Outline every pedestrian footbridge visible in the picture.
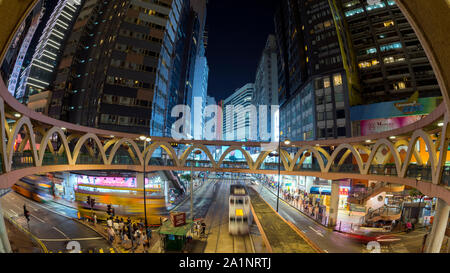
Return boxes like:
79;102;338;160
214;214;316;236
0;0;449;254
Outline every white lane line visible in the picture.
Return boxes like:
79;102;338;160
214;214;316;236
309;226;325;237
31;214;45;223
9;209;18;217
40;237;104;242
53;227;70;239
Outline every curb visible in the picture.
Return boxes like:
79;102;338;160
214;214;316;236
251;187;323;253
4;216;48;253
72;219;122;253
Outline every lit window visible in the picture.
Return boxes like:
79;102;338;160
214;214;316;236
333;74;343;86
324;78;331;88
384;20;395;27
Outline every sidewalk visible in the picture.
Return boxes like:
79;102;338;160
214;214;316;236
4;217;42;253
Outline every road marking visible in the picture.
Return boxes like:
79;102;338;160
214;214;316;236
39;237;104;242
53;227;70;239
9;209;18;217
309;226;324;237
31;214;45;223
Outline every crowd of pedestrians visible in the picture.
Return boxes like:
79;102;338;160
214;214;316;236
103;216;151;252
261;180;328;225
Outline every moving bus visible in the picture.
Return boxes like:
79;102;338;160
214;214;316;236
12;175;54;203
229;184;251;235
74;184;166;226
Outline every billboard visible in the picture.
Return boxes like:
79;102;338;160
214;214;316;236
350;96;442;121
360;116;422;136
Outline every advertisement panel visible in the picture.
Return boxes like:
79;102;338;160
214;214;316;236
360;116;422;136
350;96;442;121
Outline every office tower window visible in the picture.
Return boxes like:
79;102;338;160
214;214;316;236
333;74;343;86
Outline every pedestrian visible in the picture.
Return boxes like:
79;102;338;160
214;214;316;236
119;218;125;241
107;217;113;228
200;222;206;237
113;218;120;234
93;214;97;227
406;221;412;233
142;232;149;253
107;227;115;244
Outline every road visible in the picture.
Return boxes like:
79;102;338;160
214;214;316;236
252;183;364;253
1;191;113;253
202;179;254;253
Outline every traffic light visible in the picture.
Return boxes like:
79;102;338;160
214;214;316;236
90;198;96;208
111;208;115;217
107;204;112;215
87;196;91;205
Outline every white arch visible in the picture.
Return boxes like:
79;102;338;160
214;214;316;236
72;134;108;165
107;138;143;166
37;127;72;166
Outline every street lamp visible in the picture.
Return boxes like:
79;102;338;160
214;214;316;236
190;149;202;221
140;136;151;233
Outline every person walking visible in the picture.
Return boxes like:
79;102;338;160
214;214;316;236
113;218;120;235
93;214;97;227
107;217;113;228
119;218;125;241
107;226;115;244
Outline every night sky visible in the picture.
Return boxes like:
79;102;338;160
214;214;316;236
206;0;277;102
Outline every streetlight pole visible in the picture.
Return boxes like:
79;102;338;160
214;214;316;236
140;136;151;233
276;135;281;213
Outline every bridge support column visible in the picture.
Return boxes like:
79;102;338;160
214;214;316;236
0;201;12;253
328;181;340;228
425;198;450;253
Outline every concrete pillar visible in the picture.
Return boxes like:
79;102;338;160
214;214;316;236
136;173;144;189
425;198;450;253
0;202;12;253
328;181;340;227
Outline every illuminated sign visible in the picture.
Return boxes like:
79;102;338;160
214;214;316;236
235;209;244;217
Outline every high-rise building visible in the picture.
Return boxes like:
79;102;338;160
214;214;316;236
47;0;206;136
191;48;209;140
275;0;353;141
333;0;440;103
252;34;279;142
329;0;441;136
15;0;84;103
2;0;44;99
222;83;255;141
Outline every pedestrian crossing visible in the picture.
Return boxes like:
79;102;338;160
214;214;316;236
48;247;117;253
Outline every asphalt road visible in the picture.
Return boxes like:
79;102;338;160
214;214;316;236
252;183;364;253
1;191;112;253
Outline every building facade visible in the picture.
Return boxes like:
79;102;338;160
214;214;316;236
45;0;206;136
222;83;255;141
252;34;279;142
275;0;352;141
